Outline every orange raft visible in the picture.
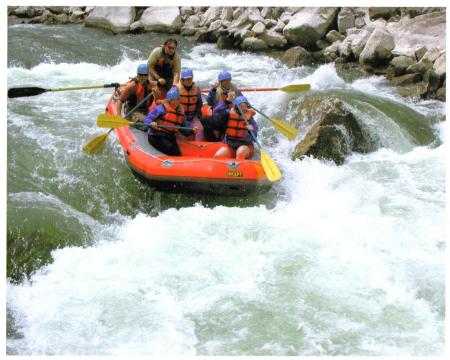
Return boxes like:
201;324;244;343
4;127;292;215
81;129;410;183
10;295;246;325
105;91;273;195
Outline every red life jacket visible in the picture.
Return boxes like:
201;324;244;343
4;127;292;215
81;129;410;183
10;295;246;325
226;108;256;141
178;83;198;115
157;102;185;134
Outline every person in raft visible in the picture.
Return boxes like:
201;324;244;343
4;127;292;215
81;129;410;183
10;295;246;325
114;64;159;122
206;70;242;109
202;71;243;141
177;68;204;141
144;87;197;156
147;38;181;100
213;95;258;160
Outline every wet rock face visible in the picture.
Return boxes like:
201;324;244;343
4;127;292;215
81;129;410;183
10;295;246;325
291;96;375;165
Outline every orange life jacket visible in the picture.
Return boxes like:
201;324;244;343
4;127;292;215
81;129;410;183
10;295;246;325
226;108;256;141
120;79;153;111
178;84;198;115
157;102;185;134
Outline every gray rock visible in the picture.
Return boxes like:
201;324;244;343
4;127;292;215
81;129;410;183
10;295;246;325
241;37;268;51
251;22;266;35
316;39;330;50
140;7;182;33
281;46;313;67
339;35;357;60
423;69;442;93
180;7;194;17
350;29;371;59
421;47;442;63
414;45;428;61
46;6;70;14
326;30;345;43
130;20;145;33
273;19;285;33
406;58;433;75
14;6;45;17
264;19;277;28
390;73;422;86
292;96;374;165
386;11;446;56
359;27;395;66
368;7;399;20
396;81;429;98
283;7;339;48
338;8;355;34
436;85;446;101
217;35;235;49
221;7;234;22
259;30;287;48
248;8;265;23
183;14;201;28
85;6;135;34
433;53;446;77
199;6;222;27
323;41;341;62
261;7;272;19
232;7;244;20
388;55;416;76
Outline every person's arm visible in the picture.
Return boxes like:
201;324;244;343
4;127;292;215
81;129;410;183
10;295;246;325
172;53;181;86
206;88;217;107
144;104;165;132
115;83;135;115
195;88;203;118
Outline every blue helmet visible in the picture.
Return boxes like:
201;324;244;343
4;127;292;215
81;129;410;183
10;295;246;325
137;64;148;75
181;68;193;79
167;87;180;101
218;71;232;82
233;96;249;108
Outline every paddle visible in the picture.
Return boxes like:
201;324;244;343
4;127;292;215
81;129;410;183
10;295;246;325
8;83;122;98
97;114;193;131
250;106;298;141
199;83;310;93
82;92;154;154
236;106;282;182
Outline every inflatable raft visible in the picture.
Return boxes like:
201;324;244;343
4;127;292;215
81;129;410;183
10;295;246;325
105;91;273;195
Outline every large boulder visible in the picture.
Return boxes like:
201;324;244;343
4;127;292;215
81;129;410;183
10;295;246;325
337;8;355;34
433;53;446;78
359;27;394;66
283;7;339;48
292;96;374;165
258;29;287;48
241;37;268;51
85;7;135;33
281;46;313;67
140;7;182;33
386;11;446;54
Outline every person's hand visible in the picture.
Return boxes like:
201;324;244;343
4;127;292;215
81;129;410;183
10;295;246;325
246;124;254;131
150;122;159;130
227;91;236;102
192;127;198;134
212;80;219;89
157;78;166;86
152;87;161;97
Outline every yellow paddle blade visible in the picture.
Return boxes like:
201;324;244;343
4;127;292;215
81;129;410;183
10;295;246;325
279;83;311;92
97;113;133;128
268;118;298;140
260;149;282;182
82;132;110;154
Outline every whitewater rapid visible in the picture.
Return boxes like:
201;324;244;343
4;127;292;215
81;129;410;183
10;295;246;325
7;43;446;356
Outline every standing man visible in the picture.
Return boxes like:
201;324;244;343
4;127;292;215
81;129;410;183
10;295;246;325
147;38;181;100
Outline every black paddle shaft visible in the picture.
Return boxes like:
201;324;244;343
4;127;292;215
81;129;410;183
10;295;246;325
7;83;121;98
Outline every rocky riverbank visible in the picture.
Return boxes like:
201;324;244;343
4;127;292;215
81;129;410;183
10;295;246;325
8;6;446;101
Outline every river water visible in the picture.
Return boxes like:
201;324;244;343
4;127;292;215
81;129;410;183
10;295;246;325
6;24;446;356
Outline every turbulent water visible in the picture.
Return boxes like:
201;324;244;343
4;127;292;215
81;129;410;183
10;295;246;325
6;24;446;356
